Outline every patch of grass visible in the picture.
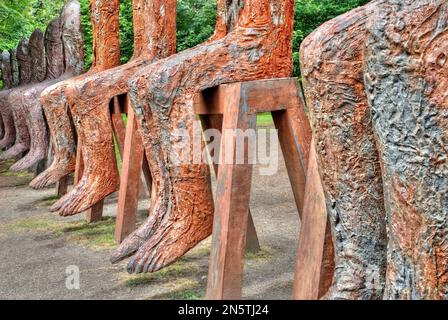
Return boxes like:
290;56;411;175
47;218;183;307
123;261;203;287
62;217;116;249
35;195;61;207
0;169;33;178
113;135;123;172
0;159;15;172
181;238;211;262
2;215;117;250
155;289;203;300
2;215;66;233
150;279;203;300
245;246;275;261
257;113;274;127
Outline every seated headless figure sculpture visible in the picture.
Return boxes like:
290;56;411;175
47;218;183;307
299;0;388;300
30;0;119;190
364;0;448;300
9;16;66;171
301;0;448;300
12;0;87;172
44;0;177;216
0;37;36;161
111;0;295;273
5;0;85;165
2;30;47;162
0;51;16;149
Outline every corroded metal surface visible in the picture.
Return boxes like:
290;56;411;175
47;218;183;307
300;1;388;299
301;0;448;300
111;0;295;274
365;0;448;300
29;0;86;189
48;0;177;216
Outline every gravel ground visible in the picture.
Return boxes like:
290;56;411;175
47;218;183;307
0;143;301;300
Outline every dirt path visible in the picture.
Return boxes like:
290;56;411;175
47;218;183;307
0;141;301;300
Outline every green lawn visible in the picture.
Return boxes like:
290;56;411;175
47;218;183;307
257;113;274;127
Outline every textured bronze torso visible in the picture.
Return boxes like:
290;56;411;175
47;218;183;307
301;0;448;299
300;0;388;300
365;0;448;300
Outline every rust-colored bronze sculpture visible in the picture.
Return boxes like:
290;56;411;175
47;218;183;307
364;0;448;300
49;0;177;216
9;17;66;171
0;50;16;149
111;0;295;274
301;0;448;300
30;0;118;190
300;0;387;300
0;37;35;161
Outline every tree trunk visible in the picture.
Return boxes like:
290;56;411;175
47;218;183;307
10;17;66;172
111;0;295;274
365;0;448;300
299;1;388;299
48;0;177;216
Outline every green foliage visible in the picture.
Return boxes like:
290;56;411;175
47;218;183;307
1;0;371;80
292;0;370;76
0;0;65;49
176;0;216;52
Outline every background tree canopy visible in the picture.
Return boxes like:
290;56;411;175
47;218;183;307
0;0;370;87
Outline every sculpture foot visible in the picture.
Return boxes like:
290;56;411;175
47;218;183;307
10;143;46;171
0;143;28;161
111;171;214;273
50;169;119;216
0;136;15;150
29;159;75;189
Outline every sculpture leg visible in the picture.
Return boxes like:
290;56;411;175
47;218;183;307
299;1;387;299
29;84;76;189
46;61;146;215
0;92;16;149
50;92;119;216
365;0;448;299
0;89;31;160
111;23;293;272
10;86;49;171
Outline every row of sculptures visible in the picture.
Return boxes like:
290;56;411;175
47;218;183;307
0;0;447;300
